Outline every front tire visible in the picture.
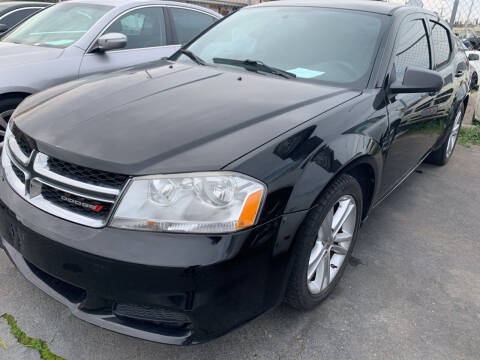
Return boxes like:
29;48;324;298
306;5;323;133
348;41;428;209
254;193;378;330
285;174;363;310
426;103;464;166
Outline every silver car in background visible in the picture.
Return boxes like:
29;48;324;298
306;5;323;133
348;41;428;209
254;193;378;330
0;0;221;149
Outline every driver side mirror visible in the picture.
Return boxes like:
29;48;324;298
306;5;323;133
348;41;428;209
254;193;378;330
389;67;443;94
0;24;8;34
468;53;479;61
91;33;127;53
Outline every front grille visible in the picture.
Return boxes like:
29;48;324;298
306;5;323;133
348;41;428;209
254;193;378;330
113;303;191;328
4;131;128;227
47;157;128;188
16;136;33;157
41;186;112;220
11;127;34;157
12;164;25;184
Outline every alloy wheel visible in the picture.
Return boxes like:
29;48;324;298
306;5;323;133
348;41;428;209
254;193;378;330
0;109;14;152
307;195;357;295
446;109;462;159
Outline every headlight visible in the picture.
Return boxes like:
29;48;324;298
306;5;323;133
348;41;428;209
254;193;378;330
110;172;266;233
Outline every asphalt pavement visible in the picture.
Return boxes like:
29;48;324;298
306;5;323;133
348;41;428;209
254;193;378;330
1;145;479;360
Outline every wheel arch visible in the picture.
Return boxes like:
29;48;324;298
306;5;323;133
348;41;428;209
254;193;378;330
343;159;377;220
314;154;379;221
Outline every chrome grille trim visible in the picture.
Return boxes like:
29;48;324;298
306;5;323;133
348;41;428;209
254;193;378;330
2;143;27;196
34;153;120;197
7;135;32;166
28;184;107;228
2;133;128;228
32;177;116;204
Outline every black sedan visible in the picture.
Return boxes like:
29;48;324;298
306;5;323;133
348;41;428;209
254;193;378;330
0;0;469;345
0;1;50;33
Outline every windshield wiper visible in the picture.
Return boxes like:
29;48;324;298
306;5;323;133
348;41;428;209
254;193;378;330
213;58;296;79
179;49;206;66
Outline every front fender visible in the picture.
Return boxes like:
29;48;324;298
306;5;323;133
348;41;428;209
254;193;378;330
283;133;383;214
0;49;83;100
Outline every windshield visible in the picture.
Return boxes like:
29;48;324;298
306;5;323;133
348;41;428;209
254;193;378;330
181;7;385;87
2;3;111;48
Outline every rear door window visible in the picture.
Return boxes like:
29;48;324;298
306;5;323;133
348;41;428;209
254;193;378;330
170;7;217;45
430;21;451;68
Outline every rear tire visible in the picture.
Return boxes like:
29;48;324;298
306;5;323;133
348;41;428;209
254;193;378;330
425;103;464;166
0;96;25;151
285;174;363;310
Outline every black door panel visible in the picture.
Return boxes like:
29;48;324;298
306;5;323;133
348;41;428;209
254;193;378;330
381;16;441;196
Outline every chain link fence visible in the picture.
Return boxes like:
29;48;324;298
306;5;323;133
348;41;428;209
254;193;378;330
386;0;480;48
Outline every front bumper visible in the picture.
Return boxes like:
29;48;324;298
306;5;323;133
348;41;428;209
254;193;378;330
0;174;306;344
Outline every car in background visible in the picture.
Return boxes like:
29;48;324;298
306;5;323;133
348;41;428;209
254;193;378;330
460;31;480;50
0;1;51;34
466;50;480;89
455;36;477;89
0;0;221;150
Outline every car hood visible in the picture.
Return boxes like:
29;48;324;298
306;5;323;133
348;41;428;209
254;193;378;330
0;42;63;68
13;61;361;175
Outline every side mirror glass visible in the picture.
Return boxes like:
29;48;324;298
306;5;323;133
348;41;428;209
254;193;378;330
389;67;443;94
92;33;127;53
468;53;479;61
0;24;9;34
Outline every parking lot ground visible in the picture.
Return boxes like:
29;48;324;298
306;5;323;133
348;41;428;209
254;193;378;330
0;145;479;360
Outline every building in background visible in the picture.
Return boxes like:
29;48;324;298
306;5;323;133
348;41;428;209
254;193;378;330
183;0;266;15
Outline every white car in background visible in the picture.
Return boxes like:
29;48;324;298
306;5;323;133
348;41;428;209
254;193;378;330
466;50;480;89
454;37;478;90
466;50;480;123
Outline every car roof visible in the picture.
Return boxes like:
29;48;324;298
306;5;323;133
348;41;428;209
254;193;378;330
0;1;52;6
67;0;147;5
251;0;415;16
68;0;201;7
